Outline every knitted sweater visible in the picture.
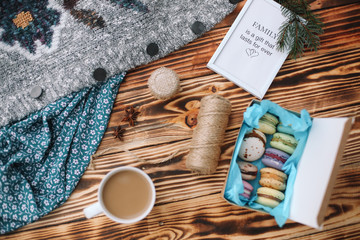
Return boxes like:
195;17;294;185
0;0;238;127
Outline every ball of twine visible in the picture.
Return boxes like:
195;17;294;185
148;67;180;100
186;94;232;174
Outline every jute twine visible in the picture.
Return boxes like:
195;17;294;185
89;94;231;175
186;94;232;174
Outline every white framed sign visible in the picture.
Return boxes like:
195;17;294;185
207;0;290;99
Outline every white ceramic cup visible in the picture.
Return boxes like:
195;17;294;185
83;166;156;224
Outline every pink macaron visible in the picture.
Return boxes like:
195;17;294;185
240;180;254;200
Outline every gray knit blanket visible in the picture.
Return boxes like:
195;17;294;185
0;0;237;127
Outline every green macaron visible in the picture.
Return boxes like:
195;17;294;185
270;132;298;155
257;113;279;134
256;187;285;208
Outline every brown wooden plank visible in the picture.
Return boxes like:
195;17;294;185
5;43;360;239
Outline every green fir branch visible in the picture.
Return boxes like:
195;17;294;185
275;0;324;59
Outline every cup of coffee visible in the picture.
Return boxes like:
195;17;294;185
83;166;156;224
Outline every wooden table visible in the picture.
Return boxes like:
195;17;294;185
4;0;360;239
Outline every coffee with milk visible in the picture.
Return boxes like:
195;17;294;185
101;170;153;219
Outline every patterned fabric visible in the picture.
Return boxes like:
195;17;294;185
0;72;125;234
0;0;237;127
110;0;149;13
68;9;105;29
0;0;61;54
63;0;149;29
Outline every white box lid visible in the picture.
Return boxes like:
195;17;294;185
289;117;353;229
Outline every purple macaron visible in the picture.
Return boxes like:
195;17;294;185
261;148;290;171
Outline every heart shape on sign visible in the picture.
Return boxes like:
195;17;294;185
246;48;259;58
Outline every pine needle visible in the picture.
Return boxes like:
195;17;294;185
275;0;324;59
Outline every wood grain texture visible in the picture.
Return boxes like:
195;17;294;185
3;0;360;239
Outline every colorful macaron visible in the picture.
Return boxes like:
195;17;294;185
237;161;258;180
270;132;298;155
261;148;290;171
238;129;266;161
240;180;254;200
259;167;288;191
257;113;279;135
256;187;285;208
277;123;294;135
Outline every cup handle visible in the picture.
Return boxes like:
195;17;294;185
83;202;103;219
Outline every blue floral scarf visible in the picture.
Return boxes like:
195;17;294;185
0;72;125;234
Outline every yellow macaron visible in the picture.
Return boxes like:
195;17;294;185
259;167;288;191
256;187;285;208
